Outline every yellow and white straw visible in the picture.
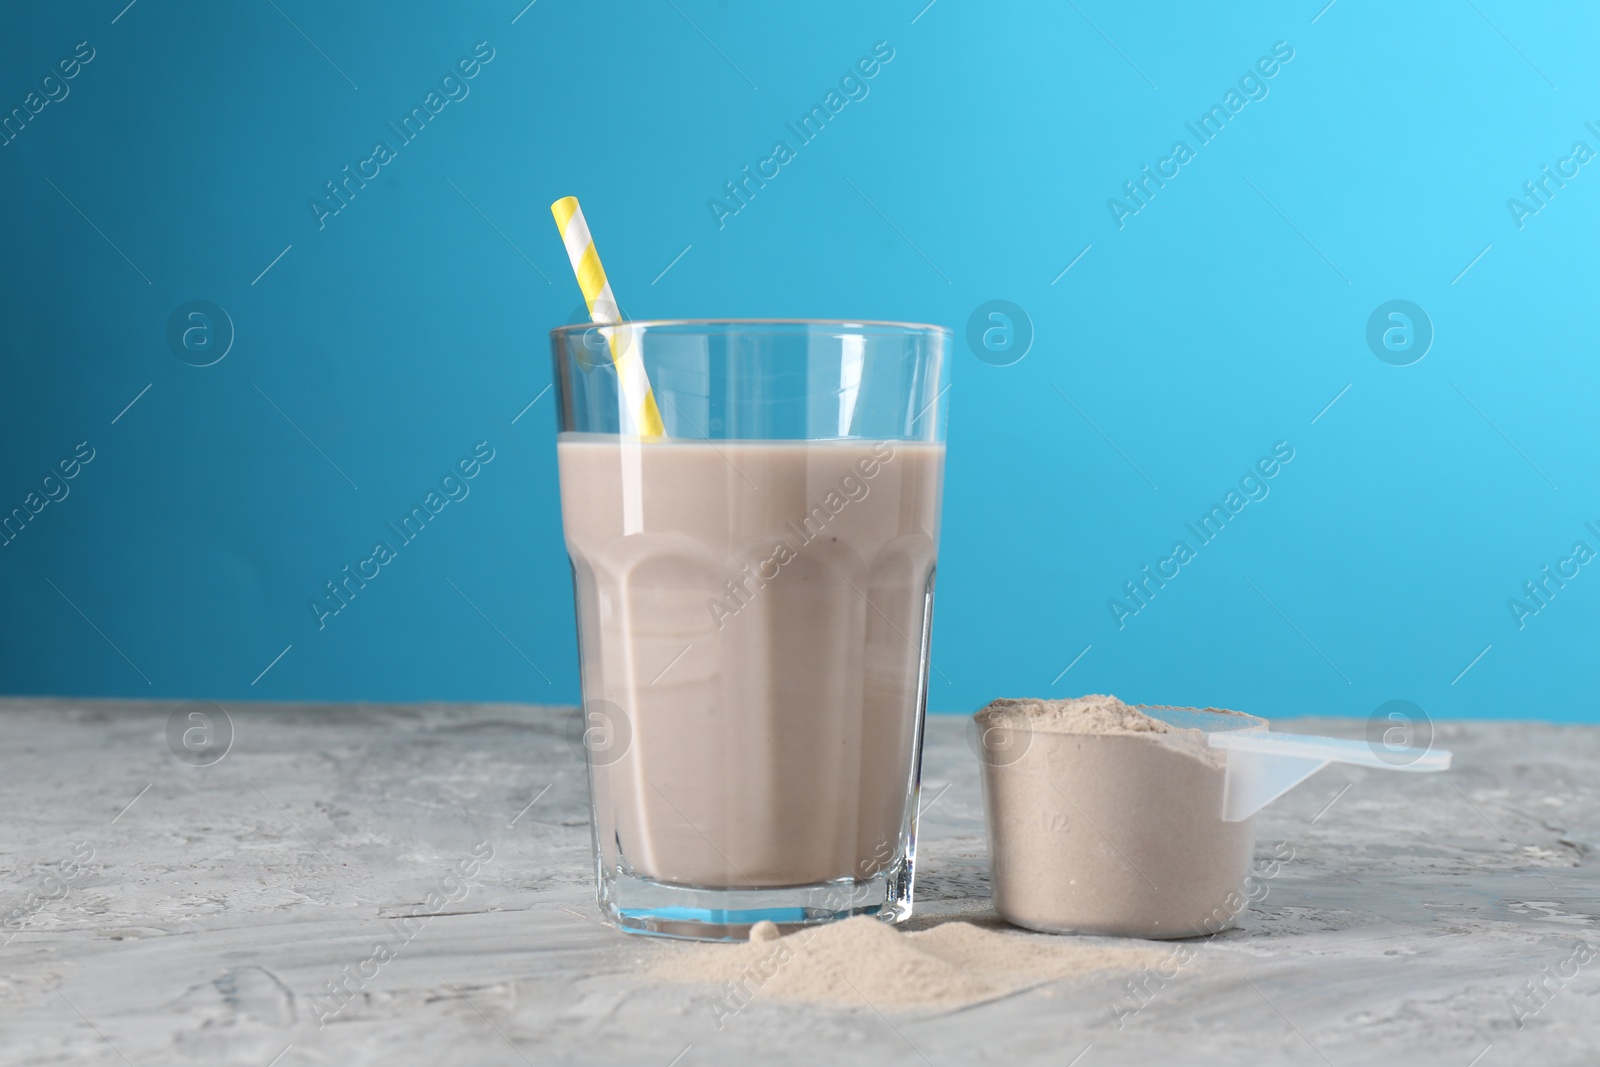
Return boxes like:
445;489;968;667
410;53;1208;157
550;196;666;438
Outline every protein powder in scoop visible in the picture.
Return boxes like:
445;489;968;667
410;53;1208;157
974;695;1259;939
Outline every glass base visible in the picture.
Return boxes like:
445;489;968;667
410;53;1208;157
599;857;915;941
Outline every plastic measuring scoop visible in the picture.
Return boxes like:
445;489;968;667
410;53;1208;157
1142;706;1452;822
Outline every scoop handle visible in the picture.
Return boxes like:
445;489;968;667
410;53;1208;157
1208;731;1451;822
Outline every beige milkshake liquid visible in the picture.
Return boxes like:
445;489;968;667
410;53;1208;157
557;435;944;889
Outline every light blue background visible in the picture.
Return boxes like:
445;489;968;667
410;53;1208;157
2;0;1596;721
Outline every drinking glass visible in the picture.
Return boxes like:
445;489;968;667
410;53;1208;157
552;319;950;940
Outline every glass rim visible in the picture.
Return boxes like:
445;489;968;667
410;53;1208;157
551;317;951;337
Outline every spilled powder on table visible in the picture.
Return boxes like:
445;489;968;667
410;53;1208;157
648;915;1167;1009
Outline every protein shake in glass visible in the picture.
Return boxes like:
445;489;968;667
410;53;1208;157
549;200;949;940
553;315;948;940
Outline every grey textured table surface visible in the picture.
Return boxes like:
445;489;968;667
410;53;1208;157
1;699;1596;1066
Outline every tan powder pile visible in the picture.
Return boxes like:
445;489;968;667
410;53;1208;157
975;694;1175;735
648;915;1165;1010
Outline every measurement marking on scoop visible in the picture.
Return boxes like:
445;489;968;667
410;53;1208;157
1048;781;1160;890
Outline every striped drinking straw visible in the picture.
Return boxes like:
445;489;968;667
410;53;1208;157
550;196;666;438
